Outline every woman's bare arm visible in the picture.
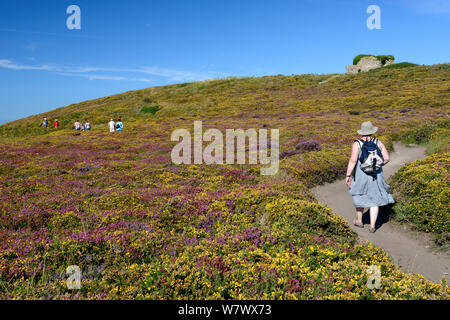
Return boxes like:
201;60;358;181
345;142;359;186
379;141;390;164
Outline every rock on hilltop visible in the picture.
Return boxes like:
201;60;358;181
346;54;394;74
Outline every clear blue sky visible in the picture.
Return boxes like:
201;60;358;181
0;0;449;123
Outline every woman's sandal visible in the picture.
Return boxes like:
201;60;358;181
353;220;364;228
369;226;376;233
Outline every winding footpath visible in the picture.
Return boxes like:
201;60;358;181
312;143;449;283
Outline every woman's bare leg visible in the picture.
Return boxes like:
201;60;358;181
370;206;379;229
356;207;364;224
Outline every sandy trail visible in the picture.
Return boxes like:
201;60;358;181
312;143;449;283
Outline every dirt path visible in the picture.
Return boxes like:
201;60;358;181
312;143;449;283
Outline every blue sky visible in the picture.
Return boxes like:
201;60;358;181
0;0;449;123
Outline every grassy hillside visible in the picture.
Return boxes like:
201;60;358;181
0;63;449;299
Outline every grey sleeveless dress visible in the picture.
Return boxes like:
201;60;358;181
348;139;395;208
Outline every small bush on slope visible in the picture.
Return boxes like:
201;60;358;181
141;106;160;114
383;62;418;69
392;120;450;145
426;128;450;155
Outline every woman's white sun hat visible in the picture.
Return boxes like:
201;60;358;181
357;121;378;135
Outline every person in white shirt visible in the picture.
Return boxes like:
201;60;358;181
108;119;115;133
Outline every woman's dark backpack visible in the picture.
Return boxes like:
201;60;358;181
356;137;384;176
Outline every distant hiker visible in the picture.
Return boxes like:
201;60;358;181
41;117;48;128
345;121;394;233
116;119;123;131
53;119;59;128
85;121;91;131
81;123;85;131
74;120;81;130
108;119;115;133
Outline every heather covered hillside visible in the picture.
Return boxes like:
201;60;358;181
0;63;449;299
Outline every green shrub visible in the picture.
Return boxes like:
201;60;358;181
353;54;372;65
393;120;450;145
384;62;418;69
426;128;450;155
141;106;159;114
376;55;395;65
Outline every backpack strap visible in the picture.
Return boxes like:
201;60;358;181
354;139;363;148
375;137;382;149
358;137;379;146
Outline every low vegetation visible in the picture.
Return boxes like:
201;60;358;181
390;125;450;246
0;63;449;299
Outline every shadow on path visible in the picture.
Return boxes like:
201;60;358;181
361;204;394;229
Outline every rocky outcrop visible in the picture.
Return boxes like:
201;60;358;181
384;59;394;66
346;56;394;74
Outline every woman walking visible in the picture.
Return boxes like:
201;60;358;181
345;121;394;233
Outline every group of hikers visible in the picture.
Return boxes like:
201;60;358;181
40;117;124;133
108;119;123;133
74;120;91;131
40;117;59;129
